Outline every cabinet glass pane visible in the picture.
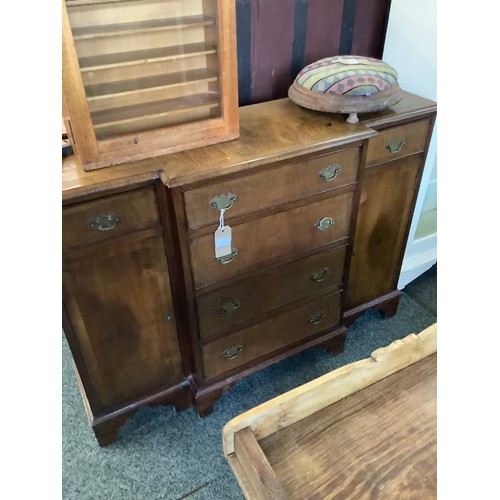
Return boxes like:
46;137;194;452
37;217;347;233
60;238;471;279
66;0;221;140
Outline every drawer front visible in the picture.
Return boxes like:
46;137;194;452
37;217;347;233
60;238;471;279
196;246;346;340
62;187;159;250
190;191;353;289
184;147;359;229
202;290;342;380
366;119;429;166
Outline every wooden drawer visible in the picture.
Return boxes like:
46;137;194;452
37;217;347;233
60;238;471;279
196;246;346;340
202;290;342;380
190;191;353;289
184;147;360;229
62;187;159;250
366;119;430;166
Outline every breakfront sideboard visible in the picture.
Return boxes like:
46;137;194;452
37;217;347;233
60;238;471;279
62;91;436;445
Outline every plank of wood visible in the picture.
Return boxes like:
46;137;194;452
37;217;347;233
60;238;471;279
78;42;217;72
72;15;214;39
223;322;436;456
91;93;219;128
258;352;436;499
85;68;217;100
233;428;287;500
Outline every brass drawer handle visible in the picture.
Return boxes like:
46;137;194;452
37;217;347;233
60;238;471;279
216;248;238;264
386;139;405;154
315;217;335;232
309;312;326;325
223;345;243;360
88;213;119;231
311;267;330;282
210;193;237;211
220;299;241;314
319;164;342;182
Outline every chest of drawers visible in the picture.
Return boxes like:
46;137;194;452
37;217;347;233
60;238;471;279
62;92;436;445
174;142;364;413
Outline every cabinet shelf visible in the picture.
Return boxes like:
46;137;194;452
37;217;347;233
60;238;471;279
85;68;218;101
91;92;219;130
79;42;217;72
72;15;215;40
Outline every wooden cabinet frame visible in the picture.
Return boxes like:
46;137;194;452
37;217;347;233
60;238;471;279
62;93;437;445
62;0;239;171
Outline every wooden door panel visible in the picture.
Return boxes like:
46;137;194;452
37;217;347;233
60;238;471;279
63;234;184;415
345;156;421;309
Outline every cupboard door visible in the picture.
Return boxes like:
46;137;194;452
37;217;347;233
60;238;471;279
63;234;184;416
345;156;422;309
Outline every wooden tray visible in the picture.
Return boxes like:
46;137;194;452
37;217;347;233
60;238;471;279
223;323;437;499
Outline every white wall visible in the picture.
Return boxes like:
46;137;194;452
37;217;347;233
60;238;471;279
382;0;437;288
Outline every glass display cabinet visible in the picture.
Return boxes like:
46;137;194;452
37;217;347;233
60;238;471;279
62;0;239;171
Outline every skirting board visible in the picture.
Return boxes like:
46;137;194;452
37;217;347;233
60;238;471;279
398;232;437;290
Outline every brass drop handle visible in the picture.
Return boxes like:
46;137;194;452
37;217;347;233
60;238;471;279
88;214;119;231
220;299;241;314
311;267;330;282
315;217;335;232
210;193;237;211
308;312;326;325
223;345;243;360
216;248;238;264
319;164;342;182
386;138;405;154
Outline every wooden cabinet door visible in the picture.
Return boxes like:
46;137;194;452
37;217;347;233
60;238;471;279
345;156;422;309
62;0;239;170
63;233;184;416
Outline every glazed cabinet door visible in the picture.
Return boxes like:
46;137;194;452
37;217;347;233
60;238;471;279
345;155;422;309
63;233;184;416
62;0;239;170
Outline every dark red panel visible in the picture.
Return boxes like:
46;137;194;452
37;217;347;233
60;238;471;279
305;0;344;65
250;0;296;103
352;0;391;58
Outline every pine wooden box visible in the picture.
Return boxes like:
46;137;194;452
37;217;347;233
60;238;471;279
223;324;437;499
62;0;239;171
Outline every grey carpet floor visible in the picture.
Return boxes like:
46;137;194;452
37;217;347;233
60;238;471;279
62;265;437;500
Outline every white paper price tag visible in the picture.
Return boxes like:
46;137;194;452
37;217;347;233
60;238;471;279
215;225;232;258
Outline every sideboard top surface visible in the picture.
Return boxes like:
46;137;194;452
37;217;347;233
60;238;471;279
62;91;436;202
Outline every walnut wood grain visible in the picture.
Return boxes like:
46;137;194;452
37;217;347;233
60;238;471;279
345;155;422;309
189;191;353;289
183;146;360;229
62;97;381;200
62;91;437;446
196;246;346;341
202;290;341;380
62;187;159;250
365;118;430;166
62;93;435;200
62;232;184;415
258;353;436;499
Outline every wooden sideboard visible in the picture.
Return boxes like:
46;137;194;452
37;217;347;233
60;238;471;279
62;91;436;445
